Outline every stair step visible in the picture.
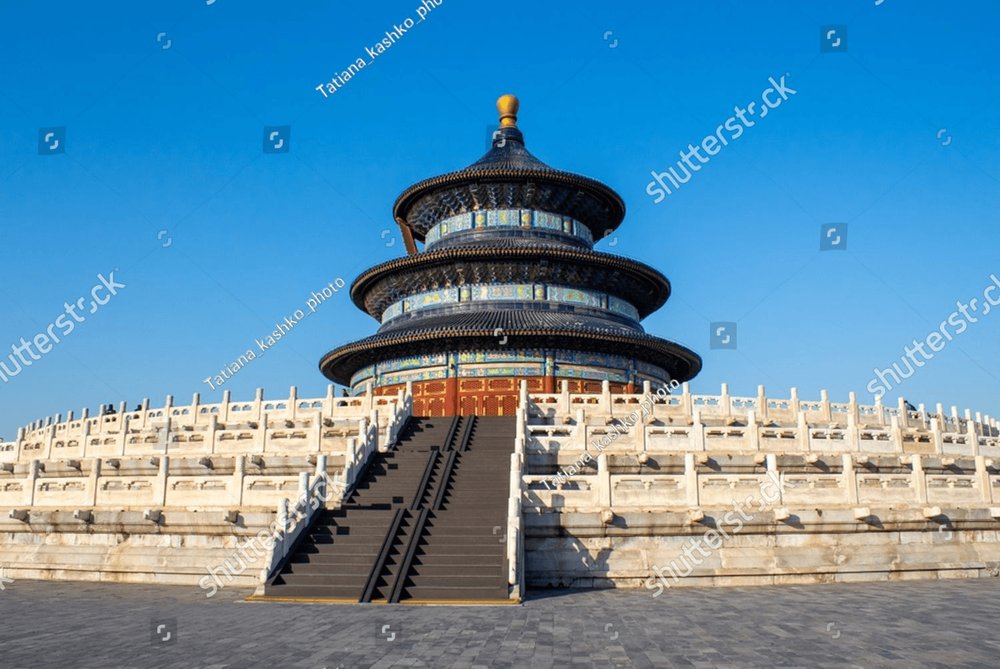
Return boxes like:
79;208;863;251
424;530;507;541
413;554;504;567
274;573;373;587
416;543;503;556
267;416;515;603
402;585;509;601
290;554;375;567
409;574;507;586
263;584;362;600
410;564;505;577
426;521;507;531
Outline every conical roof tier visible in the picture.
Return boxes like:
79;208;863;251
320;96;700;415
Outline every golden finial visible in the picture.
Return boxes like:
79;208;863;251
497;94;519;128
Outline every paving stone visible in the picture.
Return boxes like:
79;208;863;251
1;579;999;667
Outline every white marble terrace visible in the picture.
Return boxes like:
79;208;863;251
0;384;411;511
515;381;1000;516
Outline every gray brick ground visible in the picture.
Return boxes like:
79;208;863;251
0;579;997;668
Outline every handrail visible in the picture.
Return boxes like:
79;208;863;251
411;451;440;510
261;464;331;586
431;450;457;510
388;508;429;603
507;383;528;600
456;416;476;452
441;416;462;451
360;507;406;603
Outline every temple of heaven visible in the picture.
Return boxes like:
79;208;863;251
319;95;701;416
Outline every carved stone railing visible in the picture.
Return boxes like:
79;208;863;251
0;385;415;516
261;455;340;583
506;381;528;600
523;452;1000;513
523;381;998;458
0;453;341;512
0;384;413;465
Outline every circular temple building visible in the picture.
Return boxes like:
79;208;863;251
319;95;701;416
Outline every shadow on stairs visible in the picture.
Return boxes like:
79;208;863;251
250;416;518;605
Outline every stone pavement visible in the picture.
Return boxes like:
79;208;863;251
0;578;997;668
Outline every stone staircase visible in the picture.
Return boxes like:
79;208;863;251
261;416;516;603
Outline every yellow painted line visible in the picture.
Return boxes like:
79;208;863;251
245;596;360;604
246;596;521;606
403;600;521;606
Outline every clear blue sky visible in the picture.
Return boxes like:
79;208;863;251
1;0;997;438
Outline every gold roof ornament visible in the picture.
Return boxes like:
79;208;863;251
497;94;519;128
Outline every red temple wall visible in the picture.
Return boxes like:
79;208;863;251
373;376;634;417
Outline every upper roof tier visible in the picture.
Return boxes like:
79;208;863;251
392;95;626;244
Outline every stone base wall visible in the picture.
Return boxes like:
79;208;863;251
513;383;1000;592
0;509;278;589
525;508;1000;590
0;387;414;590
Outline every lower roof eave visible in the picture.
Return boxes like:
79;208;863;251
318;329;701;387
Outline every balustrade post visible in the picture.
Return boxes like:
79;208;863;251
315;454;328;506
233;455;245;506
313;412;323;452
930;417;944;454
559;379;571;416
118;414;129;456
765;453;783;505
846;411;860;451
890;415;903;453
967;419;980;456
156;456;169;506
976;455;993;504
842;453;858;505
597;453;611;507
684;452;699;507
253;387;264;423
692;410;706;451
27;459;40;506
14;427;24;463
798;411;810;452
90;457;101;506
345;437;358;486
289;385;298;420
278;498;290;556
848;391;860;426
912;453;927;504
897;397;909;429
820;389;832;423
746;409;760;452
297;471;310;513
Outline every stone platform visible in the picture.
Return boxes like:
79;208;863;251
0;579;996;668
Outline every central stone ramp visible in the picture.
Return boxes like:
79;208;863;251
399;416;516;603
262;417;456;600
261;416;516;603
